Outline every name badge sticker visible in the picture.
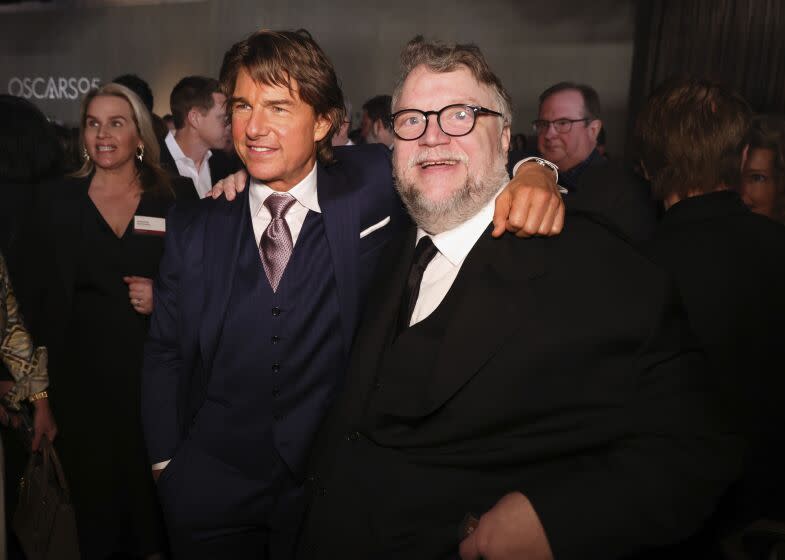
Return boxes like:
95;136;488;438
133;215;166;236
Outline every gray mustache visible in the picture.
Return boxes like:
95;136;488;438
408;151;469;168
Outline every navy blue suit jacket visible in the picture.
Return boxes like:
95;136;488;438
142;144;407;465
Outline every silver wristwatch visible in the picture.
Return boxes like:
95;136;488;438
515;156;559;184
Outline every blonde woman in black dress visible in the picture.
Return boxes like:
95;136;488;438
22;83;191;559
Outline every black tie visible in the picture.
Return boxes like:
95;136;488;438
397;236;439;334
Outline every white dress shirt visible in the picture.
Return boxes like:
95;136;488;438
409;188;504;326
151;163;320;472
165;132;214;199
248;163;320;246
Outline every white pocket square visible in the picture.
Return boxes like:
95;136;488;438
360;216;390;238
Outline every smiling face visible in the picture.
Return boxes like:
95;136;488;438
230;68;331;191
741;147;780;219
83;94;142;173
537;89;600;171
392;64;510;234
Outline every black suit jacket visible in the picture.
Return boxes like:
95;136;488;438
644;191;785;544
159;138;239;201
299;213;740;560
564;154;659;244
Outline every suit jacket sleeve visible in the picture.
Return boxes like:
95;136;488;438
141;203;188;464
524;280;742;559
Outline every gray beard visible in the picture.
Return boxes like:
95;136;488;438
393;159;510;235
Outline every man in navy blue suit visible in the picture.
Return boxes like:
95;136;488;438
141;29;563;559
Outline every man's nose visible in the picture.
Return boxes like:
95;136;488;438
543;122;559;139
418;114;450;147
245;109;270;138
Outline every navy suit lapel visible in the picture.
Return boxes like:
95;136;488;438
198;183;250;369
318;163;360;358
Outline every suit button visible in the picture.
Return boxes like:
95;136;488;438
272;388;280;397
271;307;281;316
374;382;382;391
271;336;280;344
346;431;360;442
272;363;280;373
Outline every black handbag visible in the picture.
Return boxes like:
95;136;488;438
13;437;80;560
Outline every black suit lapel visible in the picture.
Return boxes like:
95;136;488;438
337;227;416;422
376;229;547;419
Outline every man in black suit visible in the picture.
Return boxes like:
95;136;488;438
636;79;785;558
159;76;236;201
297;38;739;560
532;82;657;243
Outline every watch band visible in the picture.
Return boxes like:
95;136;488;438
515;156;559;184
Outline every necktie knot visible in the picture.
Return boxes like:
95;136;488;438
264;193;296;219
412;236;438;272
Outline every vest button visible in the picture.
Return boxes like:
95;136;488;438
271;307;281;316
272;388;280;397
271;336;280;344
272;363;280;373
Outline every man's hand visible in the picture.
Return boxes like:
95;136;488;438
31;397;57;451
152;467;164;482
124;276;154;315
492;162;564;238
459;492;554;560
207;169;249;201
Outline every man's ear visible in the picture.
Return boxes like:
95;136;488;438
187;107;201;129
313;113;332;143
588;119;602;141
501;125;511;153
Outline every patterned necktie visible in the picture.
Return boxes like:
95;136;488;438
397;235;439;334
259;193;297;292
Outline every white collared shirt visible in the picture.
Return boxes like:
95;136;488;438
165;132;214;199
409;188;503;326
248;163;320;246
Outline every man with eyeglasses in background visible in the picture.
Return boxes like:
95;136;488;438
534;82;658;243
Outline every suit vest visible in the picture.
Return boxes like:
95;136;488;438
191;203;345;481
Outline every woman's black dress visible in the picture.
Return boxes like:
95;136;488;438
51;188;174;559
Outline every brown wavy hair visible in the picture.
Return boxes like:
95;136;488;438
634;78;751;201
219;29;345;164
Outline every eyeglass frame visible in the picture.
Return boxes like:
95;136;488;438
390;104;505;141
531;117;593;134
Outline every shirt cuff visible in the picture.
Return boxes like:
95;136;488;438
152;460;171;471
